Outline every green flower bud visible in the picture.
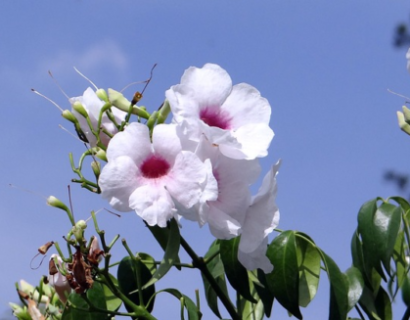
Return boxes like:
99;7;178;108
62;109;78;123
47;196;69;212
108;88;150;119
72;220;87;243
398;111;410;136
95;148;107;162
72;101;88;118
91;160;101;179
96;88;109;102
403;105;410;124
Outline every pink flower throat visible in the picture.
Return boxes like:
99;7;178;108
200;108;231;130
141;155;170;179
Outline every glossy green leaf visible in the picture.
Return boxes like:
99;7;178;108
201;240;228;319
143;218;180;289
357;199;386;280
266;230;302;319
322;252;348;320
103;283;122;312
376;203;401;274
359;285;382;320
345;266;364;311
62;282;110;320
146;219;181;269
351;229;366;276
160;288;202;320
389;196;410;221
374;286;392;320
255;269;274;317
117;255;156;313
220;237;256;303
238;295;264;320
390;231;406;298
402;273;410;307
295;232;321;307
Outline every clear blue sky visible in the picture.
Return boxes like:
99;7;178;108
1;1;410;319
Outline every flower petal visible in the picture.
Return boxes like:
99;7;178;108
129;184;176;227
99;156;139;212
239;160;281;254
238;238;273;273
107;122;152;164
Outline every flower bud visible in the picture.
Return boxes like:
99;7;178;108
91;160;101;179
62;109;78;123
72;219;87;243
71;101;88;118
403;106;410;124
95;148;107;162
108;88;150;119
47;196;69;212
397;111;410;136
96;88;109;102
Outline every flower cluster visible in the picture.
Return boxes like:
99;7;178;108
72;64;279;272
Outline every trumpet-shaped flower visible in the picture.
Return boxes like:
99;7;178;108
166;63;274;160
99;122;214;227
70;87;125;147
238;160;281;273
176;137;260;239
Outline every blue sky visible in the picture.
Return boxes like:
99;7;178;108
1;1;410;319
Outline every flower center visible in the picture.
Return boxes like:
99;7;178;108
199;108;231;130
140;155;170;179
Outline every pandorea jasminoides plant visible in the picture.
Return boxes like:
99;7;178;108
12;59;410;320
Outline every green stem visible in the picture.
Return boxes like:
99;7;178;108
403;307;410;320
179;237;240;320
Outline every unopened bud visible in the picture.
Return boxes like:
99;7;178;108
108;88;150;119
62;109;78;123
95;149;107;162
96;88;109;102
47;196;69;212
91;161;101;179
72;101;88;118
403;106;410;124
397;111;410;136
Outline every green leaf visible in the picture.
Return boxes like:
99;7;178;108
321;252;349;320
402;273;410;307
103;283;122;312
160;288;202;320
255;270;274;317
351;229;366;276
142;218;181;289
357;199;386;280
359;285;383;320
62;282;110;320
201;240;229;319
374;286;392;320
117;255;156;313
390;231;406;298
266;230;302;319
345;266;364;311
238;295;264;320
146;219;181;269
220;237;256;303
295;232;321;307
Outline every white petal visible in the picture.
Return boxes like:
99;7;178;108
206;205;241;239
238;238;273;273
129;184;175;227
222;83;271;127
407;48;410;74
99;156;139;212
239;160;281;253
152;124;182;166
219;124;274;160
107;122;152;164
179;63;232;107
165;151;209;208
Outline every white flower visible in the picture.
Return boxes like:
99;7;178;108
48;254;71;304
99;122;214;227
70;87;126;147
166;63;274;160
177;137;261;239
238;160;281;273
